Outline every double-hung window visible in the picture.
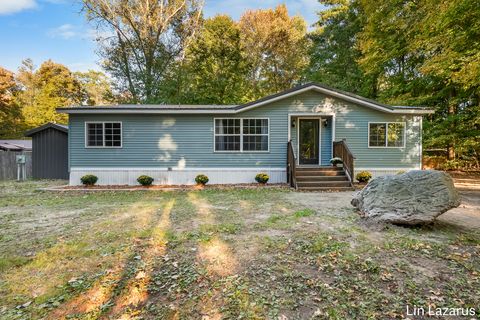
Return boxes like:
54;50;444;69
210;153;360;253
214;118;269;152
368;122;405;148
86;122;122;148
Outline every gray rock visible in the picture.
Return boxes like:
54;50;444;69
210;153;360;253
351;170;460;225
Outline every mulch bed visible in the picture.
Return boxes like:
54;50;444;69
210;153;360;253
41;183;290;192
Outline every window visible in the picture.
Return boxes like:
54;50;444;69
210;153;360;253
243;119;269;151
368;122;405;148
214;118;269;152
215;119;241;151
86;122;122;148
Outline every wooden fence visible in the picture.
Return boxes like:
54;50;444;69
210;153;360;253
0;151;33;180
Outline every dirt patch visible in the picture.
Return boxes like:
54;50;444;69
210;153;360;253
285;191;356;214
437;190;480;230
1;181;479;320
449;171;480;190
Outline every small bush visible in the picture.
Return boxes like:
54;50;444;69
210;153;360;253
195;174;209;185
330;157;343;165
356;171;372;183
396;170;406;175
255;173;269;184
80;174;98;186
137;175;154;186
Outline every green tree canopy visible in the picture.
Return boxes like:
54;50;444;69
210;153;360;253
163;15;250;104
0;67;23;138
305;0;375;97
239;5;310;97
75;70;115;106
307;0;479;166
17;60;84;128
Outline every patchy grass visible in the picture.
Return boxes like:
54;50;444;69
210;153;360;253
0;180;479;319
294;208;315;218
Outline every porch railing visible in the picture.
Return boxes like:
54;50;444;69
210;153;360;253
333;139;356;185
287;140;297;189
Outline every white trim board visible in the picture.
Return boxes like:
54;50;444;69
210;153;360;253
69;167;287;186
70;167;285;171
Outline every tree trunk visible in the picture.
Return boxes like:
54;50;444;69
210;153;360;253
447;89;456;160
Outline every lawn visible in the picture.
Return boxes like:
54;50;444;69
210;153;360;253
0;180;479;319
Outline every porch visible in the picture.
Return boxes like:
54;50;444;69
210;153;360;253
287;115;355;190
288;115;334;167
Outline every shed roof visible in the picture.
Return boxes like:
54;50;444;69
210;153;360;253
0;140;32;151
25;122;68;137
57;82;434;115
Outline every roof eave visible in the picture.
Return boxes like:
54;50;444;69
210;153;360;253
25;122;68;136
57;108;237;114
390;109;435;114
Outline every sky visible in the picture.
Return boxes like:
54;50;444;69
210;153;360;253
0;0;322;73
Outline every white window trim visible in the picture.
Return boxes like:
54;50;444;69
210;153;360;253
213;118;270;153
368;121;406;148
85;121;123;148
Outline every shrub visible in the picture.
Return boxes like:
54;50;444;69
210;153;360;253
355;171;372;183
330;157;343;166
137;175;154;186
80;174;98;186
396;170;406;175
195;174;209;185
255;173;269;184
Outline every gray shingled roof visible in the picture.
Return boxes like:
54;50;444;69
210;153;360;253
25;122;69;137
0;140;32;151
57;82;434;114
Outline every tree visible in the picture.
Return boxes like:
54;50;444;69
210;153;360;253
17;60;84;128
308;0;479;166
239;5;309;98
305;0;375;97
0;67;23;138
164;15;250;104
75;70;115;105
412;0;480;161
82;0;203;103
357;0;479;164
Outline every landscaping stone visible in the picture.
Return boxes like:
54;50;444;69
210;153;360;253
351;170;460;225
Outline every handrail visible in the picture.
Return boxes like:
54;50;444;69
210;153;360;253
287;140;297;189
333;139;356;186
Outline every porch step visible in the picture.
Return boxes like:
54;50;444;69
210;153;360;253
296;181;352;188
297;186;354;192
295;170;346;177
296;166;343;172
296;175;348;182
294;166;353;191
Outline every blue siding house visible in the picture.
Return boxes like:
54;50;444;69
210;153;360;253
58;83;433;187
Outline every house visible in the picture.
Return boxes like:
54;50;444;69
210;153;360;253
25;123;69;179
57;83;433;189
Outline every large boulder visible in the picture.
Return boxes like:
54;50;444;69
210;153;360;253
351;170;460;225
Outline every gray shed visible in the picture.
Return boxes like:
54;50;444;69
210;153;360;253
25;123;68;179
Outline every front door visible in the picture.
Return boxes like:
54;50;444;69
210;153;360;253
299;119;319;165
